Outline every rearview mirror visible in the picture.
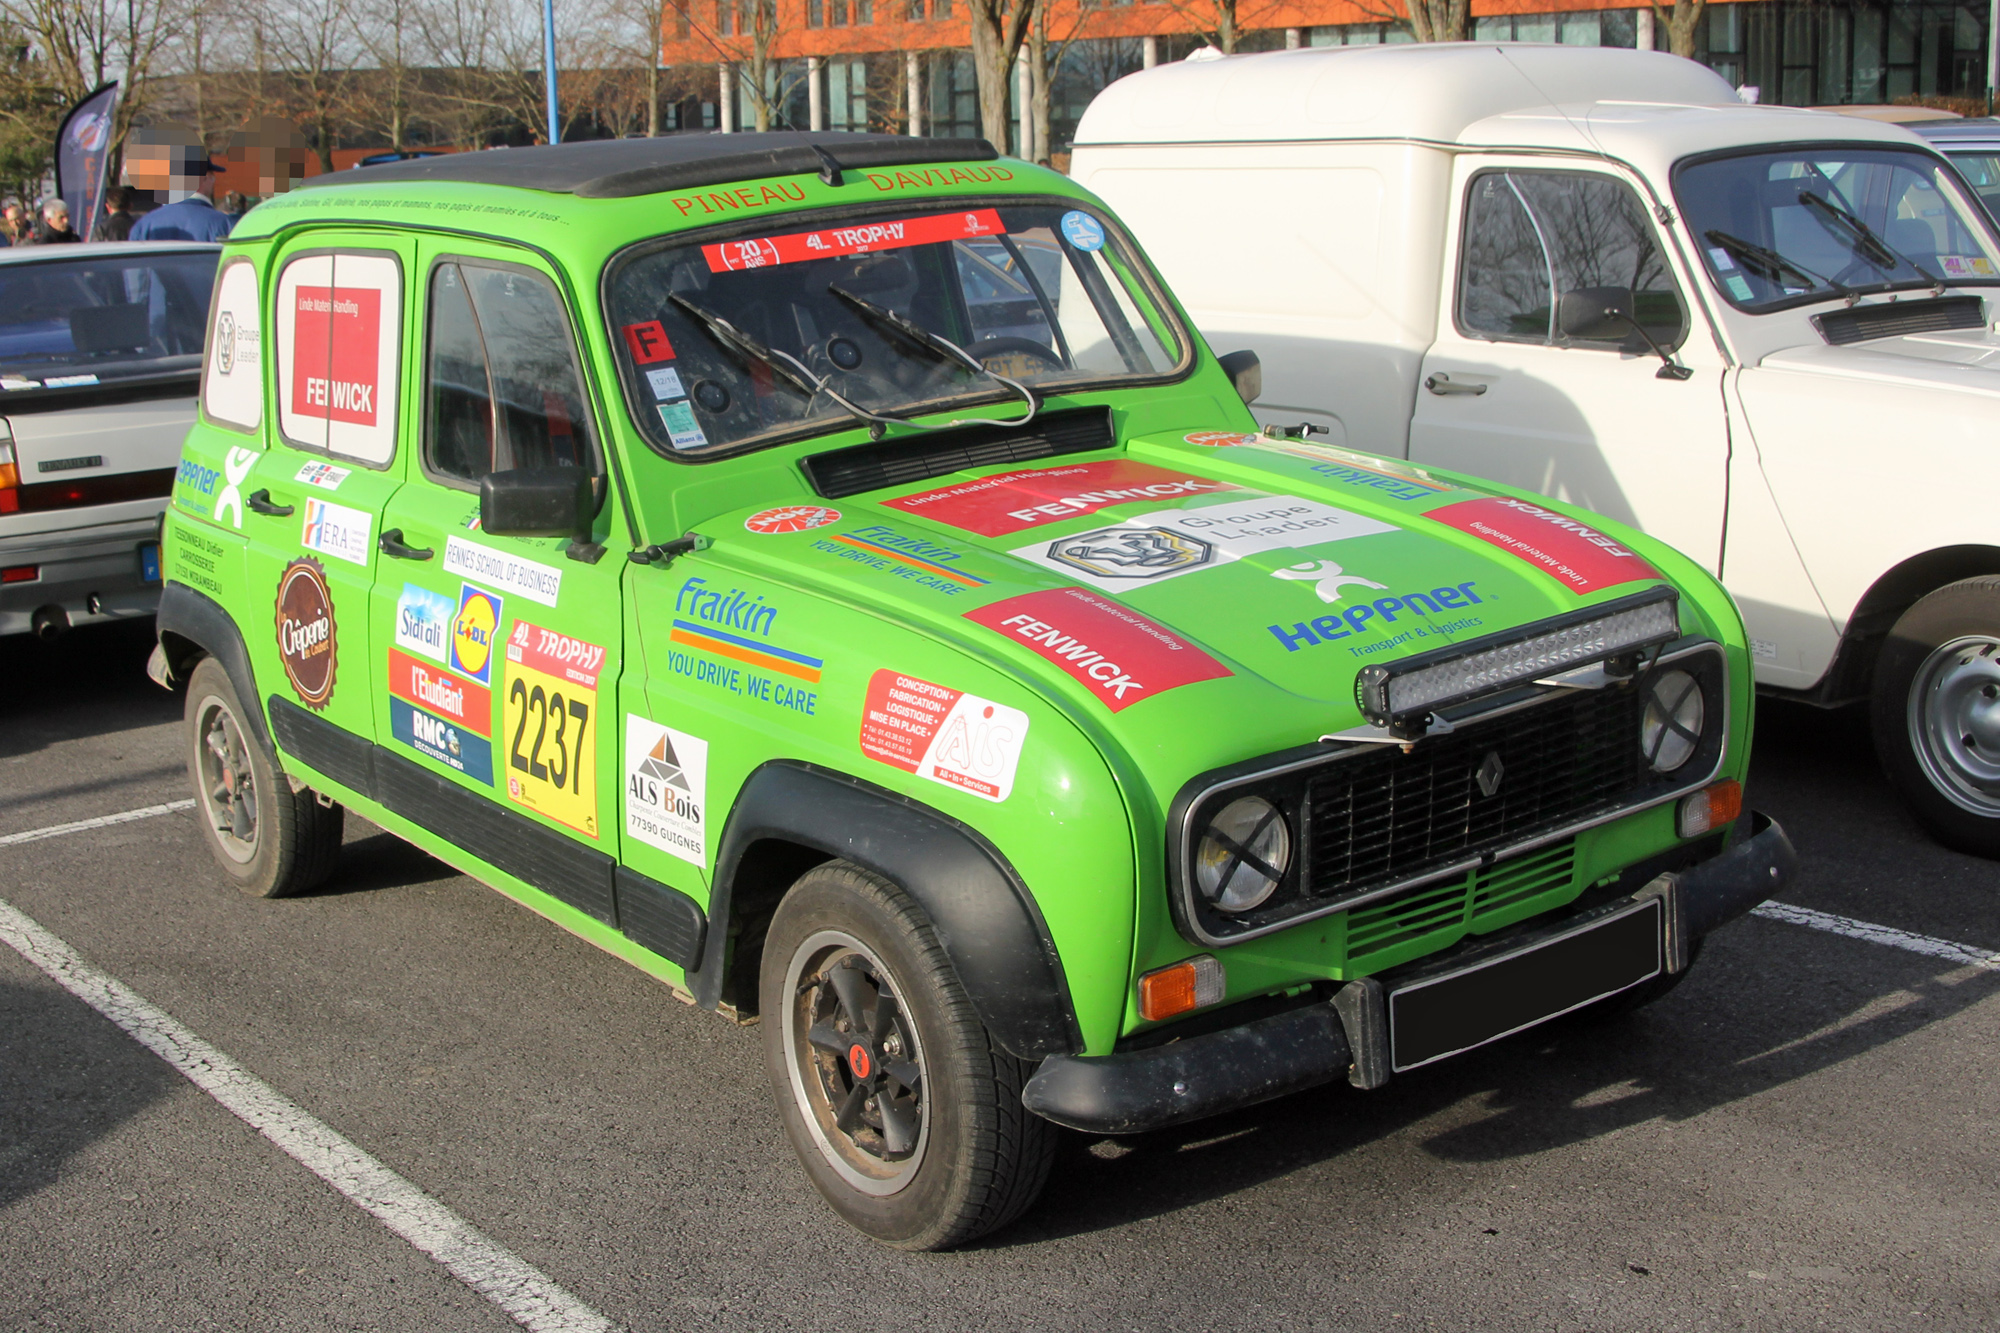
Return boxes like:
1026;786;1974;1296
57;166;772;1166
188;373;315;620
1218;349;1262;405
1557;287;1636;342
480;467;592;540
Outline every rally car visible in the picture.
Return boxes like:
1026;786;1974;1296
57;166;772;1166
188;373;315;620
151;131;1792;1249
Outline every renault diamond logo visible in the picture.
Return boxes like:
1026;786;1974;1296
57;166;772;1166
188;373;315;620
1046;526;1213;580
1476;750;1505;798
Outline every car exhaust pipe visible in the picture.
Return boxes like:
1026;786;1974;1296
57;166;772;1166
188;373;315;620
31;604;69;640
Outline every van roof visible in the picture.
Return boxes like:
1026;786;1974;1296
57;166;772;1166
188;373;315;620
1074;43;1743;147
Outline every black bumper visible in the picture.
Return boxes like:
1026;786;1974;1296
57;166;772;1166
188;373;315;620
1022;812;1796;1136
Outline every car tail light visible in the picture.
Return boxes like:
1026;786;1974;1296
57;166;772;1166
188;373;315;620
1;564;35;583
1138;955;1225;1022
0;438;16;514
1678;779;1743;838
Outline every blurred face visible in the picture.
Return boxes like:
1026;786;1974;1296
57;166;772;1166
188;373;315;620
44;203;67;229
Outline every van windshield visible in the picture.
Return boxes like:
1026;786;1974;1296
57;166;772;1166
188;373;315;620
0;249;217;392
1673;147;2000;313
603;202;1184;456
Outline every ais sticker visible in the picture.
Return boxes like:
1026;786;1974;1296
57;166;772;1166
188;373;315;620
1060;210;1105;252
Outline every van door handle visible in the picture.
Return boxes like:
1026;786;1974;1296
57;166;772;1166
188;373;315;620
245;488;293;516
378;528;434;561
1424;373;1488;397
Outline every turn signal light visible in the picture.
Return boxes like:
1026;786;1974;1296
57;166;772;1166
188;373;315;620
1139;955;1225;1022
1678;779;1742;839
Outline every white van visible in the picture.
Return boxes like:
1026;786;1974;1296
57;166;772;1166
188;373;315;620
1074;43;2000;856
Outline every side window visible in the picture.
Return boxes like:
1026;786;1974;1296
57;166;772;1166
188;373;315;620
273;250;401;465
424;260;596;487
202;256;262;431
1459;171;1689;351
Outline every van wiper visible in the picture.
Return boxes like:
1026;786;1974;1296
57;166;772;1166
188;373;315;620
827;284;1038;429
1797;190;1941;287
1704;230;1850;297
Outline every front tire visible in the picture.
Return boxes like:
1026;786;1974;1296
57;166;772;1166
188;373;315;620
760;861;1055;1250
1872;577;2000;858
184;656;344;897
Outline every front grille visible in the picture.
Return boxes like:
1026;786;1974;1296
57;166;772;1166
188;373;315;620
1347;840;1578;962
1812;295;1983;345
1305;685;1644;901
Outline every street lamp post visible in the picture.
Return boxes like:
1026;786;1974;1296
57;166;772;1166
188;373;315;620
544;0;561;145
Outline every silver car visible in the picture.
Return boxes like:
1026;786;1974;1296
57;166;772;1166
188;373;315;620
0;241;218;638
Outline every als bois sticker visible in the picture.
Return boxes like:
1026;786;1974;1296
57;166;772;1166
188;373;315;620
1060;210;1106;252
450;583;503;685
745;505;840;534
624;715;708;866
860;670;1028;802
275;558;336;709
300;496;373;566
393;583;454;663
502;620;606;837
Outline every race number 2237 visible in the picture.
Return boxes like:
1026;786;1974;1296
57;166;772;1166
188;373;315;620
502;620;607;838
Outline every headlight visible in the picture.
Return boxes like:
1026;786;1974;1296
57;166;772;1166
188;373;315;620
1641;669;1704;772
1193;795;1291;912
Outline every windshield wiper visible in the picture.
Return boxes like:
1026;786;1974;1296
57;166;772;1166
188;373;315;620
1797;190;1942;288
827;284;1037;429
1704;230;1850;298
669;292;894;438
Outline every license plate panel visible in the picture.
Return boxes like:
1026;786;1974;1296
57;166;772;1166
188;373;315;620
138;542;160;584
1388;897;1662;1072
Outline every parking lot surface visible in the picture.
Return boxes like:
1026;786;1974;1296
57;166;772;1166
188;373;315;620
3;620;1996;1332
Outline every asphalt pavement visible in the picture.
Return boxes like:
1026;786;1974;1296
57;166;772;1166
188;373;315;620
2;619;1996;1332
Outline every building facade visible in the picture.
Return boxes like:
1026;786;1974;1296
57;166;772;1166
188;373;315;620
654;0;1996;156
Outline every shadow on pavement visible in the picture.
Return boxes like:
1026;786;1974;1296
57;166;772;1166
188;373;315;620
295;827;453;899
0;619;177;763
0;976;179;1210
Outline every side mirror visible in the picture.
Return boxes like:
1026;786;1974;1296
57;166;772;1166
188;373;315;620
480;467;592;540
1557;287;1636;342
1218;349;1262;405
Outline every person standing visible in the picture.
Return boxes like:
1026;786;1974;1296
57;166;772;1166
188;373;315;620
129;155;234;243
90;185;134;241
21;197;80;244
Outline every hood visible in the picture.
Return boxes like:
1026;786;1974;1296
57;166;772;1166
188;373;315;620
1760;328;2000;399
714;430;1680;775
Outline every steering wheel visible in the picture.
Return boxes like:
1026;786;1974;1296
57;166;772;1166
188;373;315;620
971;336;1065;378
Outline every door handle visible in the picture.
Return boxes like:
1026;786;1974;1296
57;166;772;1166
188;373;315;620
1424;373;1488;397
244;488;293;517
378;528;434;561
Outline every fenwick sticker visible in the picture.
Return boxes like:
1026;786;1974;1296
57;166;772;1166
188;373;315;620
275;557;337;709
1425;496;1658;595
963;587;1232;712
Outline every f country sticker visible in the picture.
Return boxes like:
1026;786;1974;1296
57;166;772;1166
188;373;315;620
860;670;1028;802
880;460;1239;538
275;558;336;709
964;587;1232;711
1426;497;1658;594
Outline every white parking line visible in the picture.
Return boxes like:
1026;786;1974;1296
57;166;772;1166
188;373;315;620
0;895;620;1333
0;799;195;847
1752;902;2000;972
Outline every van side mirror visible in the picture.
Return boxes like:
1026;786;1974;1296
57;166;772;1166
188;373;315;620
1218;349;1262;405
480;466;592;540
1557;287;1636;342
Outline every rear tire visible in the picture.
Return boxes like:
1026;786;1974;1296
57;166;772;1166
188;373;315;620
184;656;343;898
760;861;1055;1250
1871;577;2000;858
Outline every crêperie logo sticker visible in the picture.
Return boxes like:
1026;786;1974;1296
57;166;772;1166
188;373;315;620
276;557;337;708
745;505;840;534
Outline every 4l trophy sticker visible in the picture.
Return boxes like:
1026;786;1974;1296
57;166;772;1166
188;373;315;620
276;557;337;708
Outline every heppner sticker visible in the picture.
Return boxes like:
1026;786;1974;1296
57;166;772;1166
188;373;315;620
882;460;1238;538
624;715;708;867
300;497;373;566
860;670;1029;803
1426;496;1658;595
443;536;564;607
1009;496;1396;593
964;587;1232;711
393;583;455;664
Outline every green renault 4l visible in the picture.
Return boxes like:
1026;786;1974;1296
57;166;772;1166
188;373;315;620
153;132;1793;1249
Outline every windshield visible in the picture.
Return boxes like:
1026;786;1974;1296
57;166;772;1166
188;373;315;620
1940;148;2000;224
1673;147;2000;312
604;201;1184;456
0;249;216;391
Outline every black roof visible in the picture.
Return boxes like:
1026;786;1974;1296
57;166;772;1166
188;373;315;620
299;131;1000;200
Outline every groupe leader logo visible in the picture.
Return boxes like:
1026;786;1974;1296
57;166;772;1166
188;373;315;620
276;558;336;708
624;715;708;865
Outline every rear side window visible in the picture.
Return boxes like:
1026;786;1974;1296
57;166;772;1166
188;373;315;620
1458;170;1688;352
273;250;402;466
424;261;595;486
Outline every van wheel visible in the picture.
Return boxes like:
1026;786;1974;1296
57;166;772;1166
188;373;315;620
761;861;1055;1250
184;656;344;897
1873;577;2000;858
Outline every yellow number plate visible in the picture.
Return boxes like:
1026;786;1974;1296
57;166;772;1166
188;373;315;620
501;620;607;839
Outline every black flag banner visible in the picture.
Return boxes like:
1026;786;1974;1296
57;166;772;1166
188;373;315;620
56;82;120;241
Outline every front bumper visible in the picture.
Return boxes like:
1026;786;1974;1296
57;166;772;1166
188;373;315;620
1023;811;1796;1135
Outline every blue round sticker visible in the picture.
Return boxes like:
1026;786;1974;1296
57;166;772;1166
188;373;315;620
1060;210;1105;252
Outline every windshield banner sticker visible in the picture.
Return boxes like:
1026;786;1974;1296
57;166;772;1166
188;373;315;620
964;587;1232;711
624;715;709;867
703;208;1004;273
502;621;605;837
882;460;1239;538
1008;496;1396;593
442;537;563;607
1426;497;1658;595
860;670;1028;803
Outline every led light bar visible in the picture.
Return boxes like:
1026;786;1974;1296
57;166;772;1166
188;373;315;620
1356;586;1680;734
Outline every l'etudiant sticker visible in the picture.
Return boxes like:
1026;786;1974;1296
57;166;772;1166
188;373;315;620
860;670;1028;803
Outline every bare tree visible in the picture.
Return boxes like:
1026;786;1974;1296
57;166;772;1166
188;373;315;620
611;0;673;135
356;0;419;152
261;0;359;170
1650;0;1705;59
0;0;185;157
966;0;1034;148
